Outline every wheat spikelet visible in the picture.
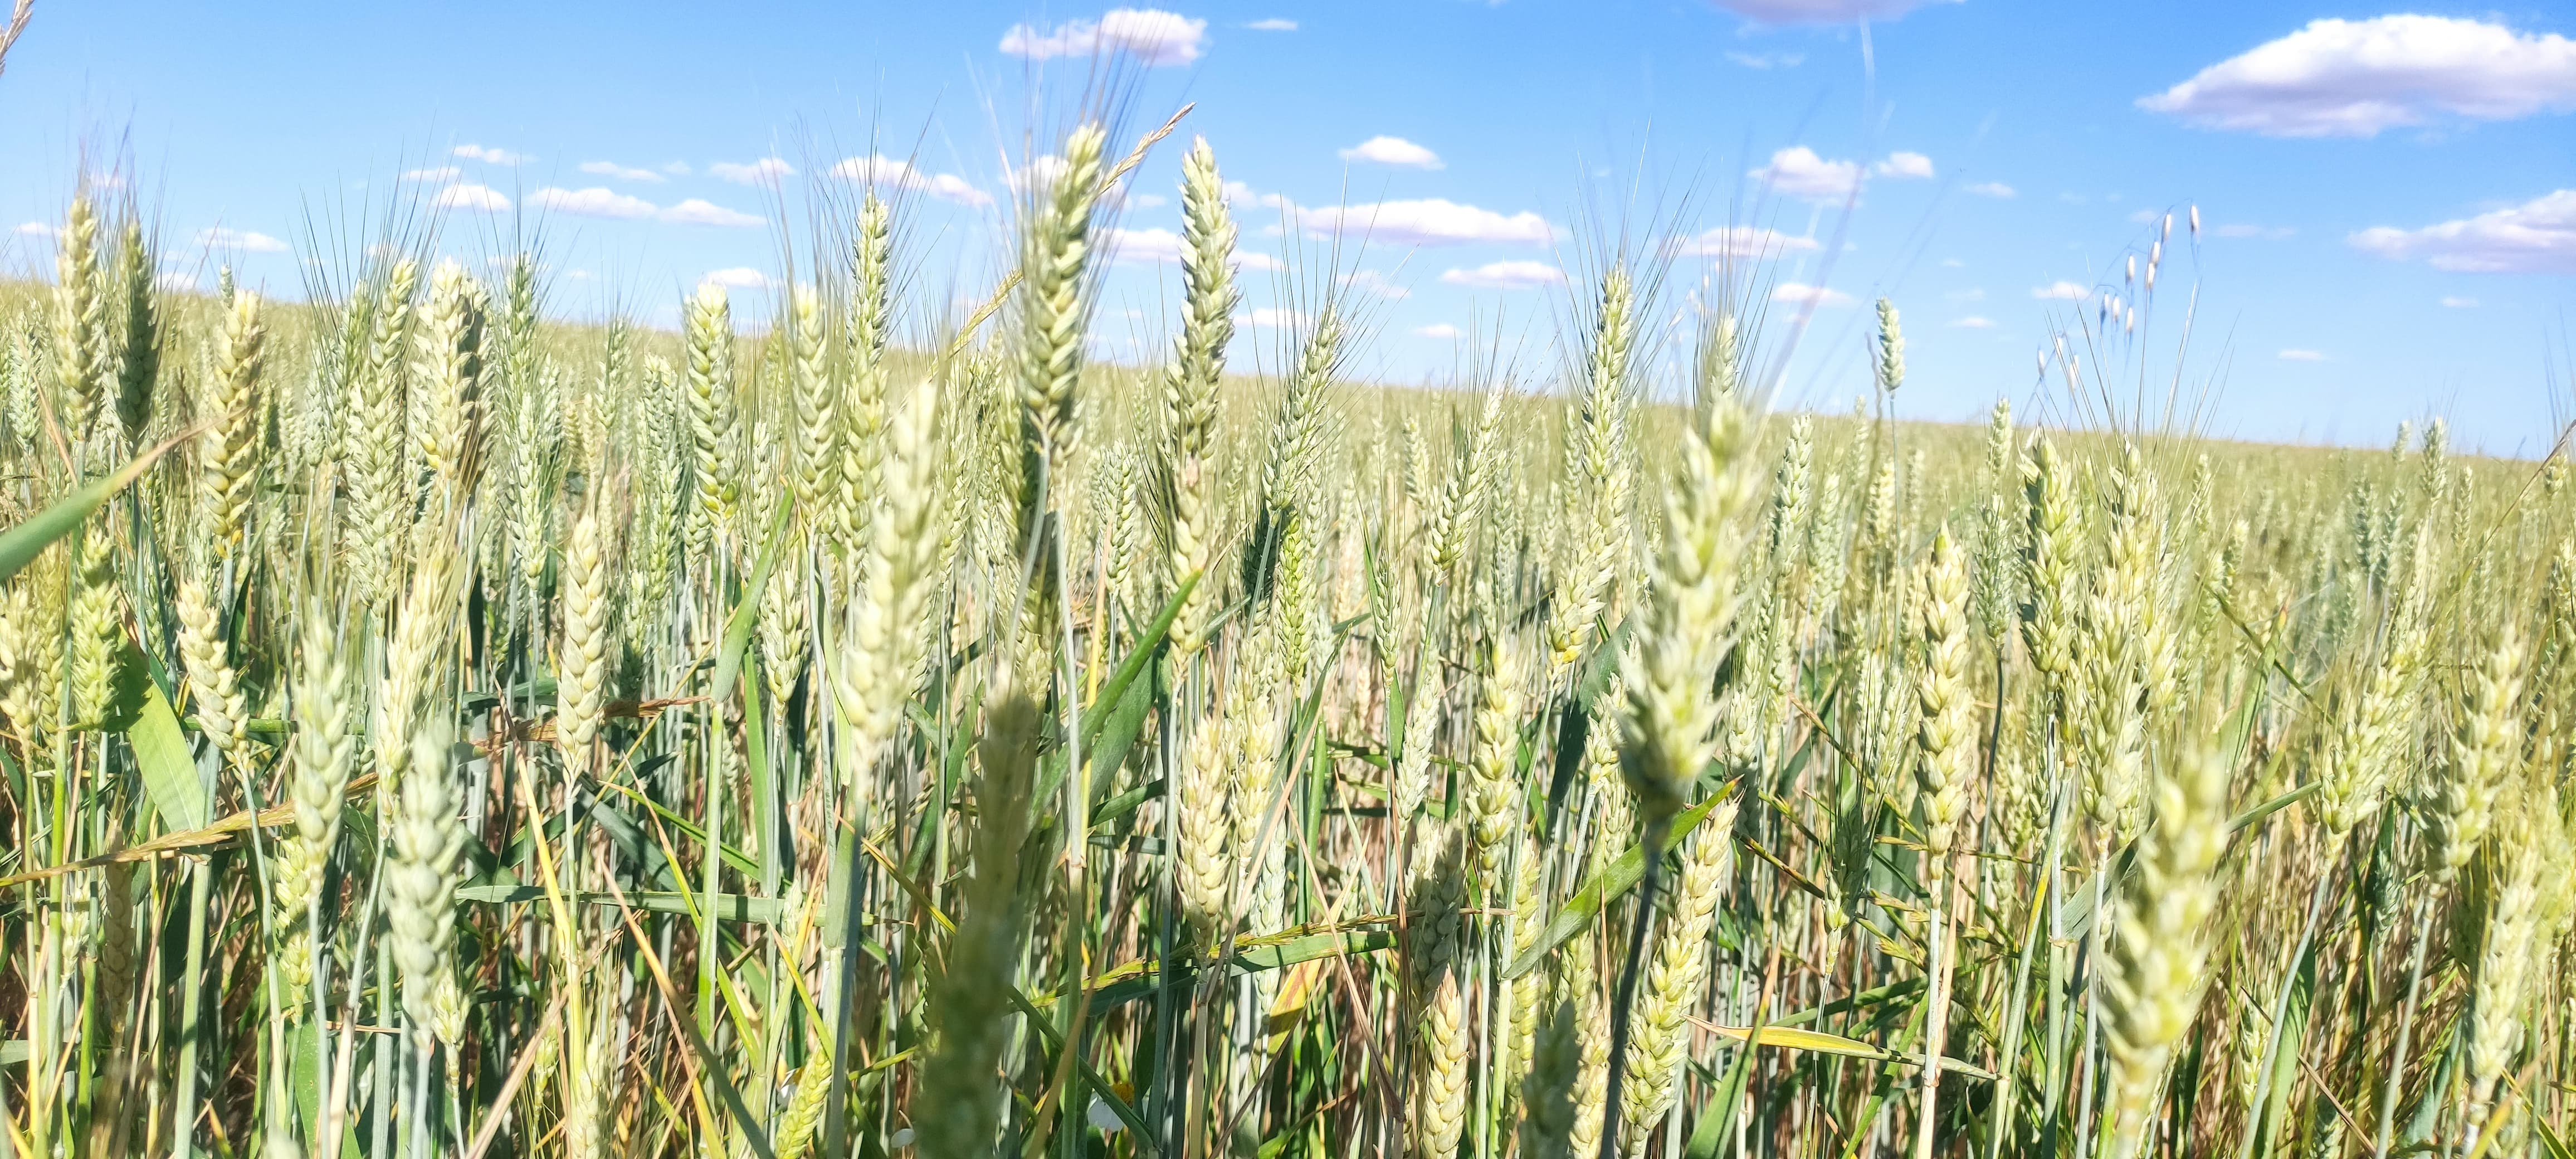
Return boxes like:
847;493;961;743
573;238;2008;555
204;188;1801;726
1015;123;1106;462
1618;800;1736;1156
830;377;947;797
52;195;111;450
200;291;267;559
1622;387;1754;829
110;215;158;448
2101;728;2231;1159
175;578;245;756
1469;634;1531;876
1914;528;1974;865
787;283;837;520
1153;138;1236;656
273;588;357;1001
347;259;419;608
558;488;613;778
685;284;740;563
412;260;489;507
387;705;465;1050
1411;968;1470;1159
2424;626;2524;878
1551;265;1635;687
67;517;118;731
0;552;64;767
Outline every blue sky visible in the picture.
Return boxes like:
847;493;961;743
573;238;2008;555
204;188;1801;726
2;0;2571;454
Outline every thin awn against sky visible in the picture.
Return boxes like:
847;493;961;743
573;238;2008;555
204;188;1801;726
0;0;2570;453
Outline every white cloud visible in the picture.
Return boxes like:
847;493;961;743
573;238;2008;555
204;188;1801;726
711;157;794;186
660;198;764;227
1302;198;1552;246
1872;151;1935;179
1240;251;1284;271
1223;179;1295;212
453;143;528;165
2349;189;2576;274
1103;226;1185;264
434;183;511;213
1726;50;1805;69
402;165;463;184
1247;17;1295;31
532;186;658;221
2279;348;2328;362
831;155;994;207
2032;280;2092;300
1001;8;1207;66
1709;0;1957;23
1440;260;1563;290
1753;147;1862;202
579;160;665;183
1130;193;1170;209
2140;16;2576;138
1771;282;1852;307
195;227;289;254
14;221;55;237
1343;269;1409;299
1950;315;1997;329
1340;135;1444;170
2214;223;2295;240
1237;307;1308;329
1964;181;2017;198
699;267;772;291
1415;323;1463;339
1676;225;1820;257
2441;296;2480;308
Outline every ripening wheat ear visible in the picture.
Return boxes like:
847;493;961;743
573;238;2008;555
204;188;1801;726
349;259;421;610
1622;387;1755;832
2423;625;2524;879
1152;135;1235;657
685;284;740;563
836;192;894;559
413;261;489;510
52;195;111;451
272;585;358;1004
2101;725;2231;1159
200;291;267;561
1550;265;1635;688
110;215;159;449
831;377;946;798
558;486;614;780
1014;122;1107;466
1620;797;1738;1157
788;283;837;520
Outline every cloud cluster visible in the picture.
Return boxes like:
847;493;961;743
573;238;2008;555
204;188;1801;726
453;143;528;165
196;227;289;254
1439;260;1563;289
2032;281;2092;301
2349;189;2576;274
435;183;513;213
711;157;794;186
831;155;993;207
1002;8;1207;66
1299;198;1552;246
527;187;764;227
1340;136;1443;169
580;160;664;182
1753;147;1861;202
1675;225;1819;257
2140;16;2576;138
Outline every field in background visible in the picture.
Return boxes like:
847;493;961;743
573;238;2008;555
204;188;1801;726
0;115;2567;1159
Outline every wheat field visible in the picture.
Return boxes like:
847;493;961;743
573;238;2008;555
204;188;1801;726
0;111;2567;1159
